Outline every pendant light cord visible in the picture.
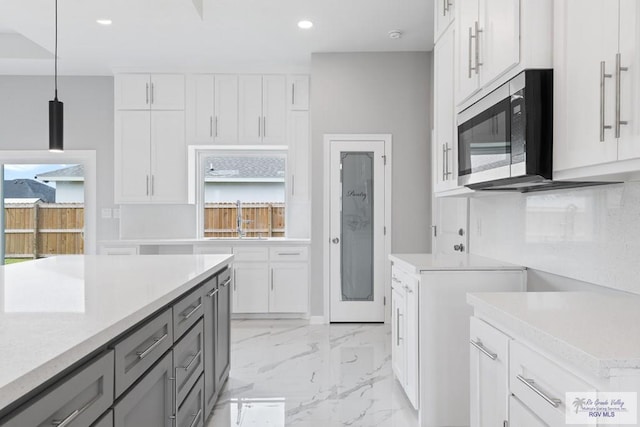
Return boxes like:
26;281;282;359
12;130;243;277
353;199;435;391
54;0;58;100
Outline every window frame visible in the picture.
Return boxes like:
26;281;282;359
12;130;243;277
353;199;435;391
188;145;289;239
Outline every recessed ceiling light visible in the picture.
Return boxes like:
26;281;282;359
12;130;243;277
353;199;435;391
96;19;112;26
388;30;403;39
298;20;313;30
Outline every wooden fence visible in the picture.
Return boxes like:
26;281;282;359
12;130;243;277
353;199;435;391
5;202;84;258
204;202;285;238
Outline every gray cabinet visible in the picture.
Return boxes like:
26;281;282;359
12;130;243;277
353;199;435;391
176;375;204;427
173;287;204;341
92;410;113;427
113;351;174;427
216;268;231;385
3;351;114;427
174;320;204;405
203;275;218;415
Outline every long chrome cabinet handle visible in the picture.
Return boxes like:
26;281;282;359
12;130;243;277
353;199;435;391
206;288;219;298
151;175;155;196
516;374;561;408
615;52;629;138
188;409;203;427
215;116;219;137
292;83;296;105
258;116;261;137
182;303;202;320
181;350;202;371
136;333;168;359
474;21;483;74
145;83;149;105
600;61;613;141
146;175;149;196
51;395;102;427
220;278;231;288
396;309;403;345
270;268;274;291
442;144;447;181
151;83;155;104
263;116;267;137
277;252;301;256
443;0;447;15
445;143;452;178
468;27;474;78
470;339;497;360
209;116;213;137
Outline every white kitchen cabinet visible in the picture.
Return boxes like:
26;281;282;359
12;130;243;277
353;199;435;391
287;75;310;111
554;0;640;176
391;266;419;410
238;75;286;144
509;395;547;426
115;74;185;111
469;317;509;427
434;0;455;43
115;110;186;203
433;24;460;194
233;262;269;313
187;74;238;144
288;111;310;201
270;262;308;313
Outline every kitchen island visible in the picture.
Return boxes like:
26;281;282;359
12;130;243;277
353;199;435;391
0;254;233;426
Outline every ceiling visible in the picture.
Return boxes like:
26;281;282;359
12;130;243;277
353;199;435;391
0;0;434;75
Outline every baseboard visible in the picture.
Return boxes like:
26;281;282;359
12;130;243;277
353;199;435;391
308;315;326;325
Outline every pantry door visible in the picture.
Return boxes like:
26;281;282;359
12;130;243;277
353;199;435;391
329;139;386;322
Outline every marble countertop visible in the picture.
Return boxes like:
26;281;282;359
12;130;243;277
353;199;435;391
468;291;640;378
0;254;233;414
389;253;525;274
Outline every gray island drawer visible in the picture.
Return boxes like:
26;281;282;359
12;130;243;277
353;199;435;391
114;308;173;396
3;350;114;427
92;409;113;427
173;286;204;341
176;375;204;427
174;319;204;405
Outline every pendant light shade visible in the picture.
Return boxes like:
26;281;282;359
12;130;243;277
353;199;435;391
49;0;63;152
49;99;63;152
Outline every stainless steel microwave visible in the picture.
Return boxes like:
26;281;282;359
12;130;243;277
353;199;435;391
457;70;554;191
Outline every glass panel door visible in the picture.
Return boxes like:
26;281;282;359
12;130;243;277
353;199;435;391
340;152;374;301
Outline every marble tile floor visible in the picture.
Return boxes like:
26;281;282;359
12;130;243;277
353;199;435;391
206;320;419;427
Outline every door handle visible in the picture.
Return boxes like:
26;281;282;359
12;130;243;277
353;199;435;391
332;237;340;244
615;53;628;138
454;243;465;252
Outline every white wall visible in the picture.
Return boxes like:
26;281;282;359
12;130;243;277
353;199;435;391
470;182;640;295
0;76;118;240
55;182;84;203
310;52;432;317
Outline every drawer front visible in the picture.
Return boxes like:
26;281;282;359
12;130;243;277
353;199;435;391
4;350;114;427
174;320;205;405
218;267;231;288
193;246;232;255
232;246;268;262
269;246;308;261
176;375;204;427
114;308;173;397
510;341;597;425
173;286;204;341
92;409;113;427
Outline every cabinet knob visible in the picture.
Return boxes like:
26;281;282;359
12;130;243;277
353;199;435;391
332;237;340;244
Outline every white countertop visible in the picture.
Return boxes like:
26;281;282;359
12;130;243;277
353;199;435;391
389;253;525;274
99;237;311;245
468;291;640;378
0;254;233;414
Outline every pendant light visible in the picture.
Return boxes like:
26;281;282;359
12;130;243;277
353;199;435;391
49;0;63;152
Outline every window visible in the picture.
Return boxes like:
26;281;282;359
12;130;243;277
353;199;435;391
193;147;288;238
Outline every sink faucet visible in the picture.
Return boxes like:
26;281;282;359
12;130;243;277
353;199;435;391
236;200;253;238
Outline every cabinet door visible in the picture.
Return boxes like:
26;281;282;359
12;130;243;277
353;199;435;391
176;375;204;427
262;75;287;144
269;262;309;313
469;317;509;427
233;262;269;313
150;74;185;110
214;75;239;144
617;0;640;161
187;74;214;143
115;111;151;203
404;279;419;410
553;0;619;171
238;75;263;144
203;277;218;415
434;0;455;42
216;270;231;386
456;0;480;103
478;0;519;86
434;25;458;193
150;111;187;203
288;111;310;201
288;75;310;111
114;351;174;427
116;74;151;110
391;285;405;383
509;395;548;426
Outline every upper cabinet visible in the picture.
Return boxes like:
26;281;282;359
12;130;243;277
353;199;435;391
288;75;310;111
115;74;185;110
434;0;455;42
238;75;287;144
455;0;552;108
554;0;640;177
186;74;239;144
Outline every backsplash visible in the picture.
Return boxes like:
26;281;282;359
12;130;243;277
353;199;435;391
469;181;640;295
